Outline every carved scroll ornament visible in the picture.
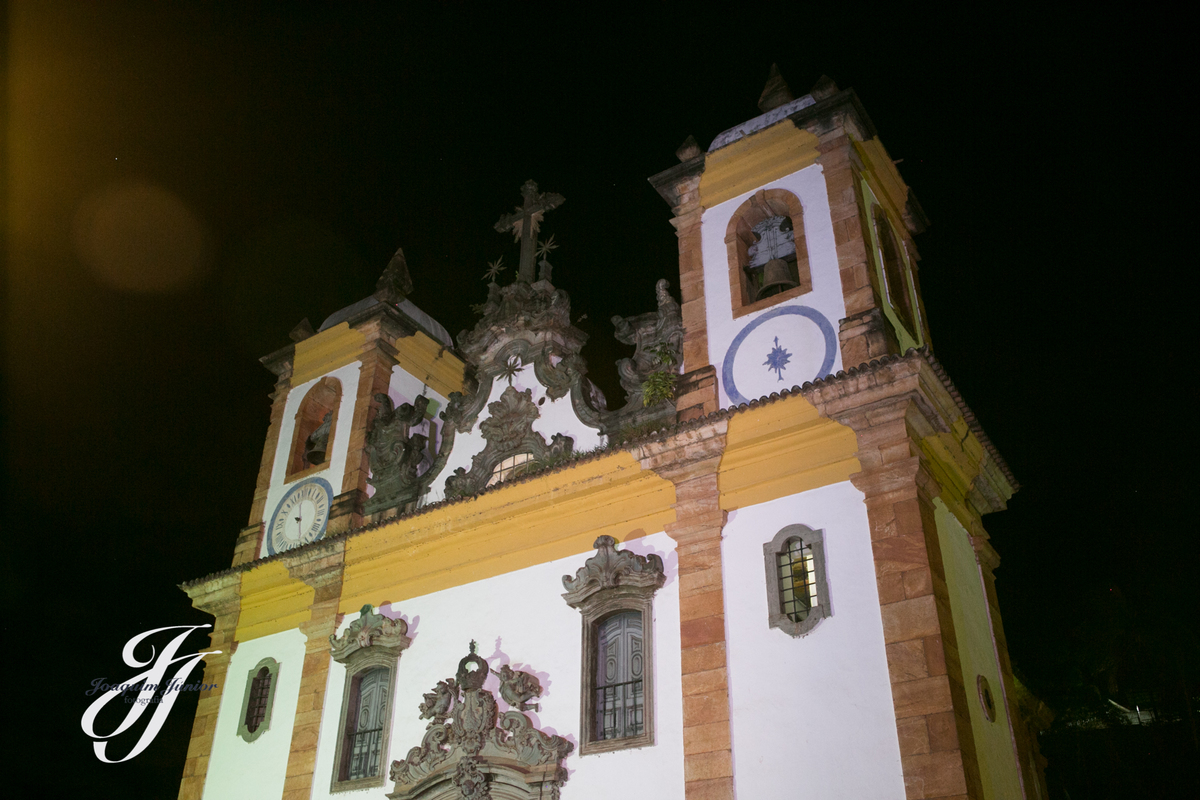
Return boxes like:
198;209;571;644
561;535;666;609
329;604;412;664
388;642;572;800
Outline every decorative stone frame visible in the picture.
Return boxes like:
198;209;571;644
329;605;412;794
562;536;666;755
725;188;813;319
236;657;280;743
763;524;831;637
286;376;342;480
860;181;922;351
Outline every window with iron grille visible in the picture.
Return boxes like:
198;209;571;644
339;667;389;782
594;611;645;741
236;657;280;743
562;535;665;755
764;525;831;637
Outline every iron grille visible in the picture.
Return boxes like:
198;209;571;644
595;679;644;741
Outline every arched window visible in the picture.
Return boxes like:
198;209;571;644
486;452;535;487
286;377;342;479
763;525;831;637
329;605;411;792
563;536;665;755
873;206;917;335
725;189;813;318
594;610;645;742
236;657;280;743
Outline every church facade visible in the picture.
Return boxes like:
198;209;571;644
177;73;1049;800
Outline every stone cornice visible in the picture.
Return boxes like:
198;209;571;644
184;349;1015;589
647;154;705;209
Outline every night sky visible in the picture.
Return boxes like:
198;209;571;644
3;5;1193;798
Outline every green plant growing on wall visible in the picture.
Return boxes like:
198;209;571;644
641;344;678;407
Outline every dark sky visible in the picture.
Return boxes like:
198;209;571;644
2;4;1192;797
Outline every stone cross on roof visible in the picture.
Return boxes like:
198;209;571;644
493;180;565;283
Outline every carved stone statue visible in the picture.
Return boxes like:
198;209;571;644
365;394;433;515
490;664;542;712
603;278;684;436
419;678;458;729
611;278;683;406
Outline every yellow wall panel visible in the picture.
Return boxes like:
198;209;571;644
236;561;314;642
701;123;821;208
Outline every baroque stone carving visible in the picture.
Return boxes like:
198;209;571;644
443;386;574;500
329;604;412;664
365;394;437;515
388;642;572;800
604;278;684;435
490;665;542;713
561;535;667;609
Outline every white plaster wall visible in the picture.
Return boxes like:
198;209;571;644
699;163;847;407
426;362;605;503
310;532;684;800
259;360;363;557
722;481;906;799
934;500;1025;799
202;628;308;800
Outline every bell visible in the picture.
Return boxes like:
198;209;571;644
757;257;798;300
305;441;327;465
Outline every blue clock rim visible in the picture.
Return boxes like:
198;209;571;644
721;304;837;407
266;476;335;556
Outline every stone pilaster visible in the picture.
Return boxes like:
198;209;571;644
247;350;294;540
808;356;991;800
178;573;242;800
648;152;717;419
338;335;400;531
816;131;898;364
637;421;733;800
281;542;346;800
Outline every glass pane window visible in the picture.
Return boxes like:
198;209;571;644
778;538;819;623
595;611;644;741
487;452;534;487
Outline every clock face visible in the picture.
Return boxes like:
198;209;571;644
267;478;333;556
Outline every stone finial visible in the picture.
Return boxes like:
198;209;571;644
561;535;666;608
289;317;315;342
675;135;703;162
758;63;796;113
374;247;414;303
810;74;840;101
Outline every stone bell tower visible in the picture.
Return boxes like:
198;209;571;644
649;67;932;413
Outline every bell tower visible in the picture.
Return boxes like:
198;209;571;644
231;250;467;566
649;68;932;411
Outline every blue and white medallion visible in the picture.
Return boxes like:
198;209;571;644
721;305;837;406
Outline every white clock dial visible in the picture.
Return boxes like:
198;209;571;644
267;478;332;555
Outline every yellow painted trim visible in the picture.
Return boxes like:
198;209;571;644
920;418;988;527
292;322;465;398
392;331;466;399
719;393;861;510
292;323;367;386
236;562;315;642
339;452;677;612
701;123;821;209
853;137;910;226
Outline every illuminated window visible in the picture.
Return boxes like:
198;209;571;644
764;525;831;637
486;452;534;487
338;667;390;782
